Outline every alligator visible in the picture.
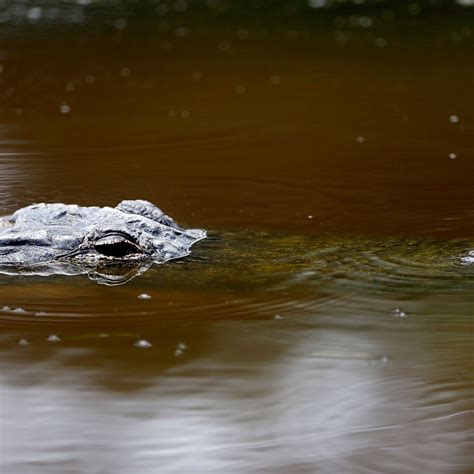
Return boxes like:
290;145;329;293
0;200;206;284
0;200;473;287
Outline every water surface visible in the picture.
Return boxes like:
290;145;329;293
1;2;473;473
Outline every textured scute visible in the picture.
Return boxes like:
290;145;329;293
0;200;206;267
116;199;178;228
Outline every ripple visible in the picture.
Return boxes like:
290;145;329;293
0;132;241;164
280;236;474;295
0;234;472;329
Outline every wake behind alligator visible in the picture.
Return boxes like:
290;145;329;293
0;200;473;288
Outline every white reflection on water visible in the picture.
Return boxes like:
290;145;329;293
1;298;472;474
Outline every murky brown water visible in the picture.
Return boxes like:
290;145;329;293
1;2;474;473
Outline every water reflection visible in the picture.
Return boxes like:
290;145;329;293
0;260;152;285
1;288;472;473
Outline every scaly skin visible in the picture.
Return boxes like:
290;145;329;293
0;200;206;282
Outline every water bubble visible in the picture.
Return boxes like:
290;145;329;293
191;71;203;80
27;7;42;21
236;29;249;40
334;30;349;45
333;16;345;28
358;16;373;28
46;7;60;19
70;7;85;24
85;74;96;84
308;0;329;8
274;314;284;320
218;41;231;51
356;136;365;143
375;37;387;48
114;18;128;30
368;355;391;366
168;109;176;118
307;215;314;219
287;30;299;41
175;0;188;12
18;338;29;346
181;110;190;119
120;67;131;78
35;311;48;317
60;103;71;114
449;153;457;159
66;81;75;92
158;21;170;33
2;306;11;312
156;4;168;15
207;0;222;9
198;26;210;35
391;308;408;317
450;31;463;43
135;339;152;349
175;342;187;356
408;3;422;15
160;41;173;52
138;293;152;300
270;75;281;85
175;26;190;38
449;115;459;123
47;334;61;342
235;85;246;95
12;307;27;314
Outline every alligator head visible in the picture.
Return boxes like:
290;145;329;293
0;200;206;284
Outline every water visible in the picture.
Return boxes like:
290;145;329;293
1;2;474;473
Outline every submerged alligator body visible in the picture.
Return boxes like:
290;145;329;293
0;200;206;284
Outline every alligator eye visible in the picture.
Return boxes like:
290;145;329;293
94;235;143;258
95;241;140;258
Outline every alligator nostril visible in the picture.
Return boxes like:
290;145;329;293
94;241;140;258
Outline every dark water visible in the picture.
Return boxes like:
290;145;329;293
1;2;474;473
